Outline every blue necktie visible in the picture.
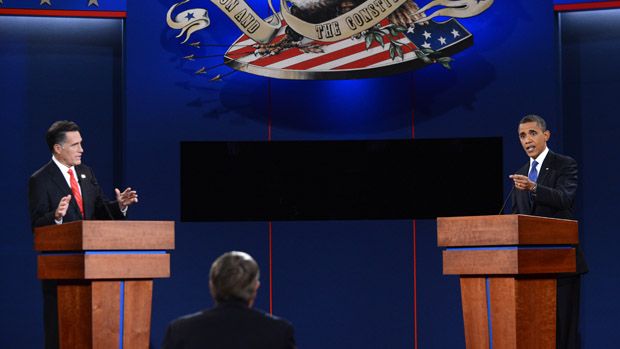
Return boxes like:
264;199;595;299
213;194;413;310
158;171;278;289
529;160;539;183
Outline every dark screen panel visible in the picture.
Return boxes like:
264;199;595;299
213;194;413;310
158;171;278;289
181;138;503;221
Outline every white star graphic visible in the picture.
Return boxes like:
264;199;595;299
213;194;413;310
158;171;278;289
407;27;414;34
451;29;460;38
421;42;432;49
438;36;447;45
40;0;51;5
423;31;431;40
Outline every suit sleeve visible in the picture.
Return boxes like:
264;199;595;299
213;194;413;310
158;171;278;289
28;175;57;228
534;156;578;210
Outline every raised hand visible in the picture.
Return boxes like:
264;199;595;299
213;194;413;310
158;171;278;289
509;174;536;192
115;187;139;210
55;194;72;220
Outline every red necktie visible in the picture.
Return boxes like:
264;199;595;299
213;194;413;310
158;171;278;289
68;168;84;217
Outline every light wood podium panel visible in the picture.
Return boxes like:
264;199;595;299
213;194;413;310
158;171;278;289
35;220;174;349
437;215;577;349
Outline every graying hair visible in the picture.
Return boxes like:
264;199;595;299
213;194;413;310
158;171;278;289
210;251;260;303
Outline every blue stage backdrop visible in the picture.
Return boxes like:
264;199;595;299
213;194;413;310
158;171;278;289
1;0;619;348
559;8;620;347
0;15;123;348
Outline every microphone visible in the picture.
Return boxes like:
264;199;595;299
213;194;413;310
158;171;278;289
498;184;515;215
100;183;116;221
102;197;115;220
84;171;115;220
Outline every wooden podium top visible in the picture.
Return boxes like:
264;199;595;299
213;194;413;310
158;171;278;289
437;214;578;247
34;220;175;251
438;215;578;275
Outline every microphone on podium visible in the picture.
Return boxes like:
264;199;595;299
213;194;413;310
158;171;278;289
498;184;515;215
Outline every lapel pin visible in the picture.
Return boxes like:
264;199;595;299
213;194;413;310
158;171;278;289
81;174;86;179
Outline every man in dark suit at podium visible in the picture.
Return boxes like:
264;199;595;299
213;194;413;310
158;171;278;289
163;251;297;349
510;114;586;349
28;120;139;348
29;120;138;228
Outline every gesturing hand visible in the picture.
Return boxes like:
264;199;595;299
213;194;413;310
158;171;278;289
509;174;536;192
55;195;72;220
115;187;139;211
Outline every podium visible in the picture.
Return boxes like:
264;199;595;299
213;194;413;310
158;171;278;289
437;214;577;349
34;220;174;349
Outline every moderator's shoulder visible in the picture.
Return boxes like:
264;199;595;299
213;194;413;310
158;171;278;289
178;309;208;321
260;310;295;330
168;310;209;328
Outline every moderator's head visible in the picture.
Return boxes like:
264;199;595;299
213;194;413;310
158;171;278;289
209;251;260;306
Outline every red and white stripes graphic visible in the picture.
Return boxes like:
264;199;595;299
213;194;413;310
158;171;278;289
225;21;418;73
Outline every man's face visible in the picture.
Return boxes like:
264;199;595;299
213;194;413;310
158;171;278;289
53;131;83;167
518;121;550;159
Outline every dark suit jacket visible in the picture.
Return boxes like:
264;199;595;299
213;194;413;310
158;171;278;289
28;160;124;228
162;299;297;349
511;151;587;273
512;151;577;219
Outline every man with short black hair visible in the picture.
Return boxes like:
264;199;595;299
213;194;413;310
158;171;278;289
510;114;586;349
28;120;139;348
163;251;297;349
29;120;138;227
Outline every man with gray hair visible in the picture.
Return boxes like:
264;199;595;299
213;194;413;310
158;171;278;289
163;251;297;349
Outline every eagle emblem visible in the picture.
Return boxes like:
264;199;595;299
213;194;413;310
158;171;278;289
167;0;493;80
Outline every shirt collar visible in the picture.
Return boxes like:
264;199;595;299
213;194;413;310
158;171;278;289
51;155;75;175
531;146;550;167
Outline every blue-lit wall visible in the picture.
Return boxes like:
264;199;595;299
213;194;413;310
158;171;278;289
559;8;620;347
0;16;123;348
1;0;619;348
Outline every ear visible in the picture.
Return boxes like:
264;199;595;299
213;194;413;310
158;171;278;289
248;280;260;308
209;280;216;300
543;130;551;141
53;143;62;155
